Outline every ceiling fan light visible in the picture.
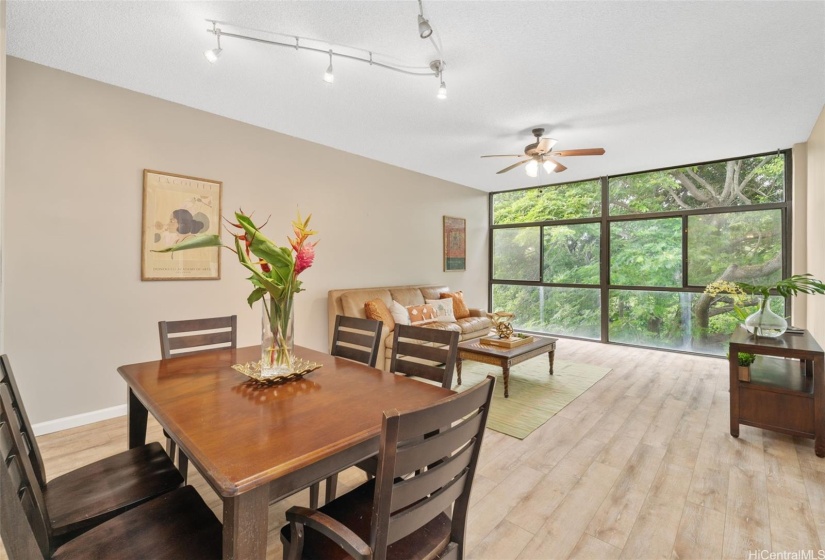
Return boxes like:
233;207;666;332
204;47;222;63
437;80;446;99
323;50;334;83
418;14;433;39
526;160;539;178
543;160;557;174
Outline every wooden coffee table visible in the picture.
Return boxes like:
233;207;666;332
456;335;558;398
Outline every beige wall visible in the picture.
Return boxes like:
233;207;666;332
792;143;808;326
1;2;6;353
5;57;488;424
806;104;825;343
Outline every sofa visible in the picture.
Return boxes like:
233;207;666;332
328;284;492;371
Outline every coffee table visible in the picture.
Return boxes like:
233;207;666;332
456;335;558;398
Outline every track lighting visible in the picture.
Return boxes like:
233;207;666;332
323;50;334;83
202;10;447;98
417;0;433;39
204;23;222;63
526;160;539;178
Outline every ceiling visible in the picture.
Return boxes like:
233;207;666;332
6;1;825;193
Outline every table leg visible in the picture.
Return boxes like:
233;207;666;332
549;349;555;376
223;486;269;559
456;358;462;386
503;363;510;398
729;350;740;439
815;355;824;457
127;388;148;449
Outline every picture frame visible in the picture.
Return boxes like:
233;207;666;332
141;169;222;280
443;216;466;271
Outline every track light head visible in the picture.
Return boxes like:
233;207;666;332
418;14;433;39
323;50;334;83
204;47;222;63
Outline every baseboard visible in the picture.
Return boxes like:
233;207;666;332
32;404;127;436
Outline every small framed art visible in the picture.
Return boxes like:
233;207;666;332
443;216;466;271
141;169;222;280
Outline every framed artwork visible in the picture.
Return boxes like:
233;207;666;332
141;169;222;280
443;216;466;271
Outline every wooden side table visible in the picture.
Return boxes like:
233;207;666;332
728;326;825;457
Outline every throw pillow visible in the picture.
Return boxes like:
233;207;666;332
406;304;437;325
364;299;395;332
426;298;456;323
440;291;470;319
389;300;411;326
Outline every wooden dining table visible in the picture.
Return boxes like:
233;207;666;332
118;345;454;559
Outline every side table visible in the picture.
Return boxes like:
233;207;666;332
728;326;825;457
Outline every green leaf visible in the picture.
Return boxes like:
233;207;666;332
151;234;223;253
247;287;267;307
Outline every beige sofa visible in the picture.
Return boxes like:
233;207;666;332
328;284;492;371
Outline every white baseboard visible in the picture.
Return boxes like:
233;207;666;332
33;404;127;436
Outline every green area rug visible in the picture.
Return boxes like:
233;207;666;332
455;359;612;439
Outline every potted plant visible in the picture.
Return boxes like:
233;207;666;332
734;352;756;382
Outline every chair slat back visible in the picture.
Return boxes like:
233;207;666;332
369;376;495;559
0;355;47;488
159;315;237;359
389;325;459;389
330;315;383;368
0;384;52;558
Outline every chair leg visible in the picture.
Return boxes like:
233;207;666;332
325;474;338;505
178;449;189;484
309;483;320;509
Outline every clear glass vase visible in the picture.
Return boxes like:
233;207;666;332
744;297;787;338
261;294;295;376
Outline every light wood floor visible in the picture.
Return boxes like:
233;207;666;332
4;338;824;559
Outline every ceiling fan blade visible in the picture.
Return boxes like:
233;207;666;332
481;154;525;158
536;138;558;153
550;148;606;157
545;157;567;173
496;160;530;174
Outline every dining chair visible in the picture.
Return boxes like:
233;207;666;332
0;355;184;551
0;384;222;560
324;324;460;507
280;375;495;560
158;314;237;480
330;315;383;368
312;315;383;508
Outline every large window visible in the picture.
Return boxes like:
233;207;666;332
490;152;789;355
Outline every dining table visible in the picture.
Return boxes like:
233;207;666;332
118;344;455;559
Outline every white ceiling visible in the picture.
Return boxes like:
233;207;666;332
6;1;825;192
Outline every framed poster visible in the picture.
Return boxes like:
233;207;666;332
443;216;466;271
141;170;222;280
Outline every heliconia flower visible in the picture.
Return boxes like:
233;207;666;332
259;260;271;273
294;243;316;276
288;212;318;253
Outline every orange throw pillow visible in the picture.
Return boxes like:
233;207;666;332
364;299;395;331
406;304;437;325
440;291;470;319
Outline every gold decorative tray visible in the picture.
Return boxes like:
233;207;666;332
232;359;322;385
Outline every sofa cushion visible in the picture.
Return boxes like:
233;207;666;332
384;321;460;348
341;289;392;318
440;291;470;319
389;300;411;326
364;299;396;332
456;316;492;334
426;298;456;322
390;288;426;307
420;286;449;300
406;304;437;325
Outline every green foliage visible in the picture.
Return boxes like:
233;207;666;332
543;223;600;284
736;352;756;367
610;219;682;287
492;180;601;225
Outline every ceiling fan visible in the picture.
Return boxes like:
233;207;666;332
481;128;605;177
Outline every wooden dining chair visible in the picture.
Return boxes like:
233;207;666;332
323;324;460;507
280;375;495;560
330;315;383;368
312;315;384;508
158;315;237;480
390;324;460;389
0;384;222;560
0;355;184;551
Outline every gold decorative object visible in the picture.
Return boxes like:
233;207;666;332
232;358;322;385
490;311;516;339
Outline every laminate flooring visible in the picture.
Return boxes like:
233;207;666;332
3;339;824;559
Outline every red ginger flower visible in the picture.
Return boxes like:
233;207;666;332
294;243;316;276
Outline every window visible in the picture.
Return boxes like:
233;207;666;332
490;151;789;356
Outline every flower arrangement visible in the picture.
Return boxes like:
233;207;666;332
155;209;318;373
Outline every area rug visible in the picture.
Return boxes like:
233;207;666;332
455;359;612;439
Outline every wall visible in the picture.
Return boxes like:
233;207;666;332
792;143;808;326
1;1;6;354
806;104;825;343
5;57;488;425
